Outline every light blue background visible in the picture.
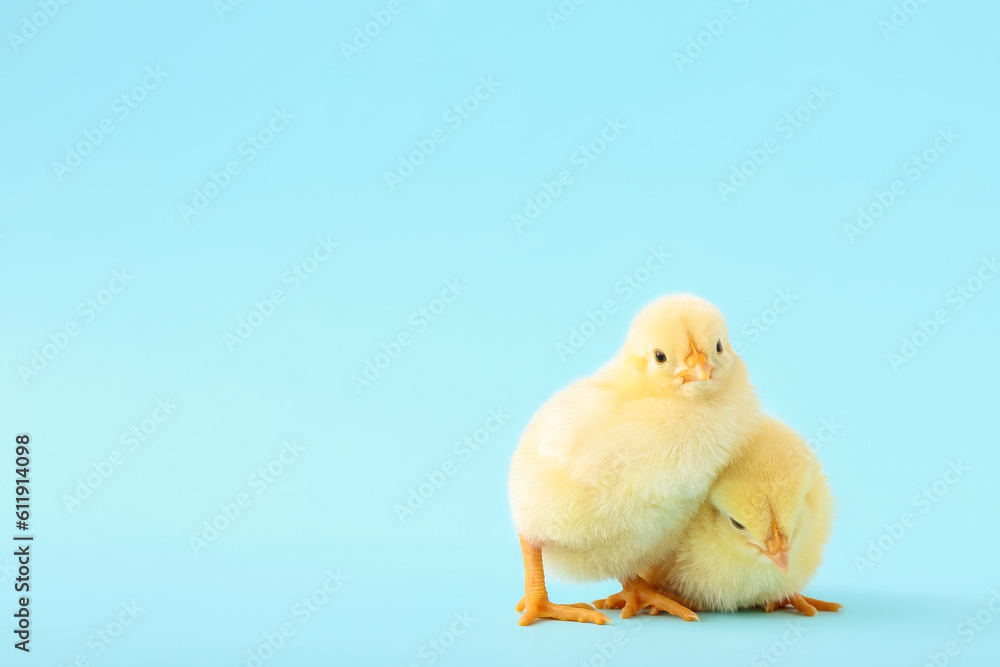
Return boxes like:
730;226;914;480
2;1;999;665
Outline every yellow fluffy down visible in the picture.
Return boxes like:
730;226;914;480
645;417;834;612
509;294;762;582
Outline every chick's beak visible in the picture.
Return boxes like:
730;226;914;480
679;338;713;383
766;548;790;574
764;530;790;574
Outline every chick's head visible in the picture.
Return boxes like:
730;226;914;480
706;424;816;574
618;294;741;398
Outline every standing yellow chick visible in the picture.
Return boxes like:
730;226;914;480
509;294;762;625
643;417;841;616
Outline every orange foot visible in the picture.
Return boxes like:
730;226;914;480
517;594;610;625
594;576;699;621
764;592;842;616
515;536;611;626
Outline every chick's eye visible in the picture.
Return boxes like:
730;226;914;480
716;339;724;354
729;517;745;531
653;349;667;365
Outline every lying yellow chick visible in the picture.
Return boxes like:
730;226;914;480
509;294;762;625
643;417;842;616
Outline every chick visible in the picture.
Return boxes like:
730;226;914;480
643;417;842;616
509;294;762;625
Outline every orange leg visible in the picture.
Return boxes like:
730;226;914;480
516;536;611;626
764;592;842;616
593;576;699;621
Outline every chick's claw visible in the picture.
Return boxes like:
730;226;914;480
594;578;699;621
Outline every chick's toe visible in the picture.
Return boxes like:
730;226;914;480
595;577;699;621
519;598;611;626
764;592;841;616
801;595;843;612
